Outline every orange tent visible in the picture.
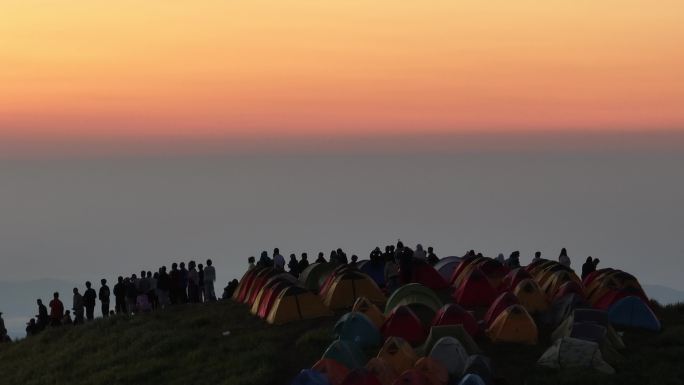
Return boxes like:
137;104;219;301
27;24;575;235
486;305;538;345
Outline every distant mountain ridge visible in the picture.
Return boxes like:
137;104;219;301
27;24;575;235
643;284;684;305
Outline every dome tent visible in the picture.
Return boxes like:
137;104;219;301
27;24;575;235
334;312;382;349
608;296;661;331
537;337;615;374
428;336;469;377
486;305;538;345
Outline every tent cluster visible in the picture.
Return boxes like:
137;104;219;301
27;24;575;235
232;247;662;383
233;264;386;325
293;308;492;385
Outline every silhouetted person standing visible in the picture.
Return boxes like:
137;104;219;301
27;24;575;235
298;253;310;272
73;288;85;325
559;248;571;268
350;255;358;266
99;279;111;317
179;262;189;303
198;264;205;303
533;251;542;261
315;252;326;263
582;256;598;279
288;254;299;277
83;282;97;321
114;276;126;314
0;312;6;340
188;261;200;303
427;247;439;265
247;257;256;270
204;259;216;301
169;263;180;304
36;299;49;330
507;251;521;268
25;318;38;337
273;248;285;271
157;266;171;307
49;292;64;326
125;277;138;313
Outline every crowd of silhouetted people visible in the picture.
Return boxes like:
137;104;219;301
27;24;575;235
0;241;601;341
3;259;221;340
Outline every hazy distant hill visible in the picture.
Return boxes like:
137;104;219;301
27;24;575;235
0;279;76;338
643;284;684;305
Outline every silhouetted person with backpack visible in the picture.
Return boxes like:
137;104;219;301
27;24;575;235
83;282;97;321
49;292;64;326
73;288;85;325
36;299;49;330
507;251;521;268
99;279;111;317
204;259;216;301
114;276;126;314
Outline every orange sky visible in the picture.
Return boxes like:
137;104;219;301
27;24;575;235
1;0;683;151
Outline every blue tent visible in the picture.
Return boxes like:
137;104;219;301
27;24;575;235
360;261;386;287
334;312;382;349
457;374;486;385
321;339;366;370
608;296;661;331
291;369;331;385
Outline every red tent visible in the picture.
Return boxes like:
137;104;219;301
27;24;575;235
593;287;650;310
478;259;509;281
406;260;449;290
483;292;519;326
449;255;482;285
499;268;532;293
381;305;427;346
247;269;279;305
257;281;293;318
452;268;497;309
431;303;479;336
235;267;265;302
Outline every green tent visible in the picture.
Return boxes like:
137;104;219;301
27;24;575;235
299;263;337;293
385;284;443;327
417;325;481;356
385;284;442;314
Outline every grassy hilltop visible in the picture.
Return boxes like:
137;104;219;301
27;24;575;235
0;300;682;385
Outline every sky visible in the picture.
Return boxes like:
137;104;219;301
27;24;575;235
1;0;683;155
1;0;683;335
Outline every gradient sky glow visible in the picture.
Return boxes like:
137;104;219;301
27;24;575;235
2;0;683;154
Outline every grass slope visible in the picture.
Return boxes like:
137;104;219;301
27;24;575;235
0;301;682;385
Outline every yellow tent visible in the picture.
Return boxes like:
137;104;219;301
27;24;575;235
540;270;580;299
514;279;550;314
322;272;386;310
266;286;333;325
353;297;386;328
487;305;538;345
377;337;418;375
